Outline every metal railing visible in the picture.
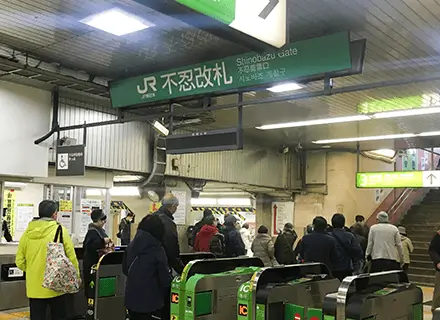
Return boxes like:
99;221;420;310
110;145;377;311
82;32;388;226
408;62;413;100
388;188;414;220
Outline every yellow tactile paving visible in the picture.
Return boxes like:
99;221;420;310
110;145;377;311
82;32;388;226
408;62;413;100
0;311;29;320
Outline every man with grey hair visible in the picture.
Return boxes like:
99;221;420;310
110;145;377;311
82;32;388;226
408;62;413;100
153;193;184;274
365;211;404;272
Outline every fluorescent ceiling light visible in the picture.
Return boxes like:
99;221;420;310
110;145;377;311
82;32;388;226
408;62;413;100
313;133;416;144
110;187;140;197
267;82;302;93
368;149;396;158
373;106;440;119
80;8;152;36
153;120;169;136
257;115;369;130
113;175;143;182
217;198;252;206
4;182;27;189
191;198;217;206
419;131;440;137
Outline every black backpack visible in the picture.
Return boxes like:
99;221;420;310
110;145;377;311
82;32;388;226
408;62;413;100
209;233;226;257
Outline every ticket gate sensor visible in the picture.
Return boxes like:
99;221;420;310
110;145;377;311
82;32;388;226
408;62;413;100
170;257;264;320
323;270;423;320
237;263;340;320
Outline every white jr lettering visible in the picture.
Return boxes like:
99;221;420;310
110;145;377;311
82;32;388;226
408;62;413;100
137;76;157;94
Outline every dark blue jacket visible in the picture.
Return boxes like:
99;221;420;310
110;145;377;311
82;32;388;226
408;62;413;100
222;225;246;257
330;228;363;272
122;230;172;314
296;231;338;271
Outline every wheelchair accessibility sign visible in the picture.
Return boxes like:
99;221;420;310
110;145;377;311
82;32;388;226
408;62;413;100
55;145;85;177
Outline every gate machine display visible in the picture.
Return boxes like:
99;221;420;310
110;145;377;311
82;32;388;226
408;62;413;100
323;270;423;320
170;257;264;320
236;263;340;320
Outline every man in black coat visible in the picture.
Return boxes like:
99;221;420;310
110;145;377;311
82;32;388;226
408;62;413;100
222;215;246;257
153;193;184;275
274;223;297;265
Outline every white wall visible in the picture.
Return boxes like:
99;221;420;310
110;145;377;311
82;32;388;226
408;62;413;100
0;81;51;177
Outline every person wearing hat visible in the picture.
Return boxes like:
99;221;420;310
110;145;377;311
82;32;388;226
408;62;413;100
82;209;110;298
397;226;413;274
222;215;246;258
365;211;404;273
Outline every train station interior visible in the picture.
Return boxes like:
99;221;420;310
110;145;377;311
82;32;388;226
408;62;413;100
0;0;440;319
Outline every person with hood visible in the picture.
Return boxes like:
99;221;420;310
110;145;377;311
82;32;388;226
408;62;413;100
251;225;276;267
397;226;413;273
222;215;246;257
240;223;253;256
194;215;218;252
16;200;79;320
2;208;12;242
191;209;213;247
123;214;172;320
274;223;297;265
330;214;363;281
83;209;110;298
296;217;338;272
366;211;403;272
118;211;135;246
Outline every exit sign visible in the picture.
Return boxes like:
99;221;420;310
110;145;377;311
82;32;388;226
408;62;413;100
356;170;440;188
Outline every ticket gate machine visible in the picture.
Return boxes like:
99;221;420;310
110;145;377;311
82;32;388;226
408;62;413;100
170;257;264;320
323;270;423;320
237;263;340;320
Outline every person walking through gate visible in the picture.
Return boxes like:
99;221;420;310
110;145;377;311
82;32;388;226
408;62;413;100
274;223;298;265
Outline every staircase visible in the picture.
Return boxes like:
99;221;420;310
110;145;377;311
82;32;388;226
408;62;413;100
402;189;440;286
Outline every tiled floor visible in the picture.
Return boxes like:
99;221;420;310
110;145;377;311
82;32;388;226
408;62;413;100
0;288;436;319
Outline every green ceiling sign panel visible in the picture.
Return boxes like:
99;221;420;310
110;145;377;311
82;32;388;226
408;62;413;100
356;170;440;188
109;32;352;108
358;93;440;114
176;0;236;25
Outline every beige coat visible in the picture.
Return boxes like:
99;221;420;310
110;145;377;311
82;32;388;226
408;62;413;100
397;235;414;264
251;233;275;267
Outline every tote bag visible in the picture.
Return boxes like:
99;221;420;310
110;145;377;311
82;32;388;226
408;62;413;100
42;225;80;294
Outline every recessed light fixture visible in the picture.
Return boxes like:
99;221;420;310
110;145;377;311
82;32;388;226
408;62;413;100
80;8;152;36
313;133;416;144
152;120;169;136
267;82;302;93
257;115;370;130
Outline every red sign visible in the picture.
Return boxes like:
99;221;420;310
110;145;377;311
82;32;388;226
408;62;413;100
294;313;301;320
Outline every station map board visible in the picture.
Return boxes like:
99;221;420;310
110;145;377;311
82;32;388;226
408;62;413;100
356;170;440;188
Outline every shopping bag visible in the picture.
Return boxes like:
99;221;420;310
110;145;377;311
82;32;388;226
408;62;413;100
42;225;80;294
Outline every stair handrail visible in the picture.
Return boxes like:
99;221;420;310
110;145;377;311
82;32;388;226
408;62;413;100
388;188;413;218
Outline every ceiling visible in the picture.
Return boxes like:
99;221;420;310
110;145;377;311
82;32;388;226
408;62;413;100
1;0;440;151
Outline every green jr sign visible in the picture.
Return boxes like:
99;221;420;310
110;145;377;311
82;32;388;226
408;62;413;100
109;32;352;108
356;170;440;188
177;0;236;25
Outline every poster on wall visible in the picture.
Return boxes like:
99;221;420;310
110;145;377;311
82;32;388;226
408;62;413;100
170;190;187;225
272;201;294;235
15;203;34;233
79;199;102;237
58;200;73;234
3;190;16;237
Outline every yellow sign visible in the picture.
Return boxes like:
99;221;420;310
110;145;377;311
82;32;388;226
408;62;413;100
59;200;72;212
171;315;178;320
88;298;94;306
3;190;16;237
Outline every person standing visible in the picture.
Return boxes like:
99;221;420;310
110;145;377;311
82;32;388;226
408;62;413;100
191;209;213;247
350;215;369;238
330;214;363;281
430;230;440;313
123;215;172;320
240;223;253;256
397;226;413;274
296;217;338;272
16;200;79;320
365;211;403;272
351;223;368;274
83;209;111;298
274;223;297;265
118;211;135;246
153;193;185;320
251;225;276;267
194;216;218;252
222;215;246;257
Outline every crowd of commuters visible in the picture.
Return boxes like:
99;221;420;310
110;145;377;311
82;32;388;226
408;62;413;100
13;195;420;320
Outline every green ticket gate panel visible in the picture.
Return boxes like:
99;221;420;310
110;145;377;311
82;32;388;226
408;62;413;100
322;270;423;320
170;257;264;320
238;263;340;320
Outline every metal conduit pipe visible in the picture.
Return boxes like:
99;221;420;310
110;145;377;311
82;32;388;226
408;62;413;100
206;73;440;111
34;87;60;145
141;133;160;188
